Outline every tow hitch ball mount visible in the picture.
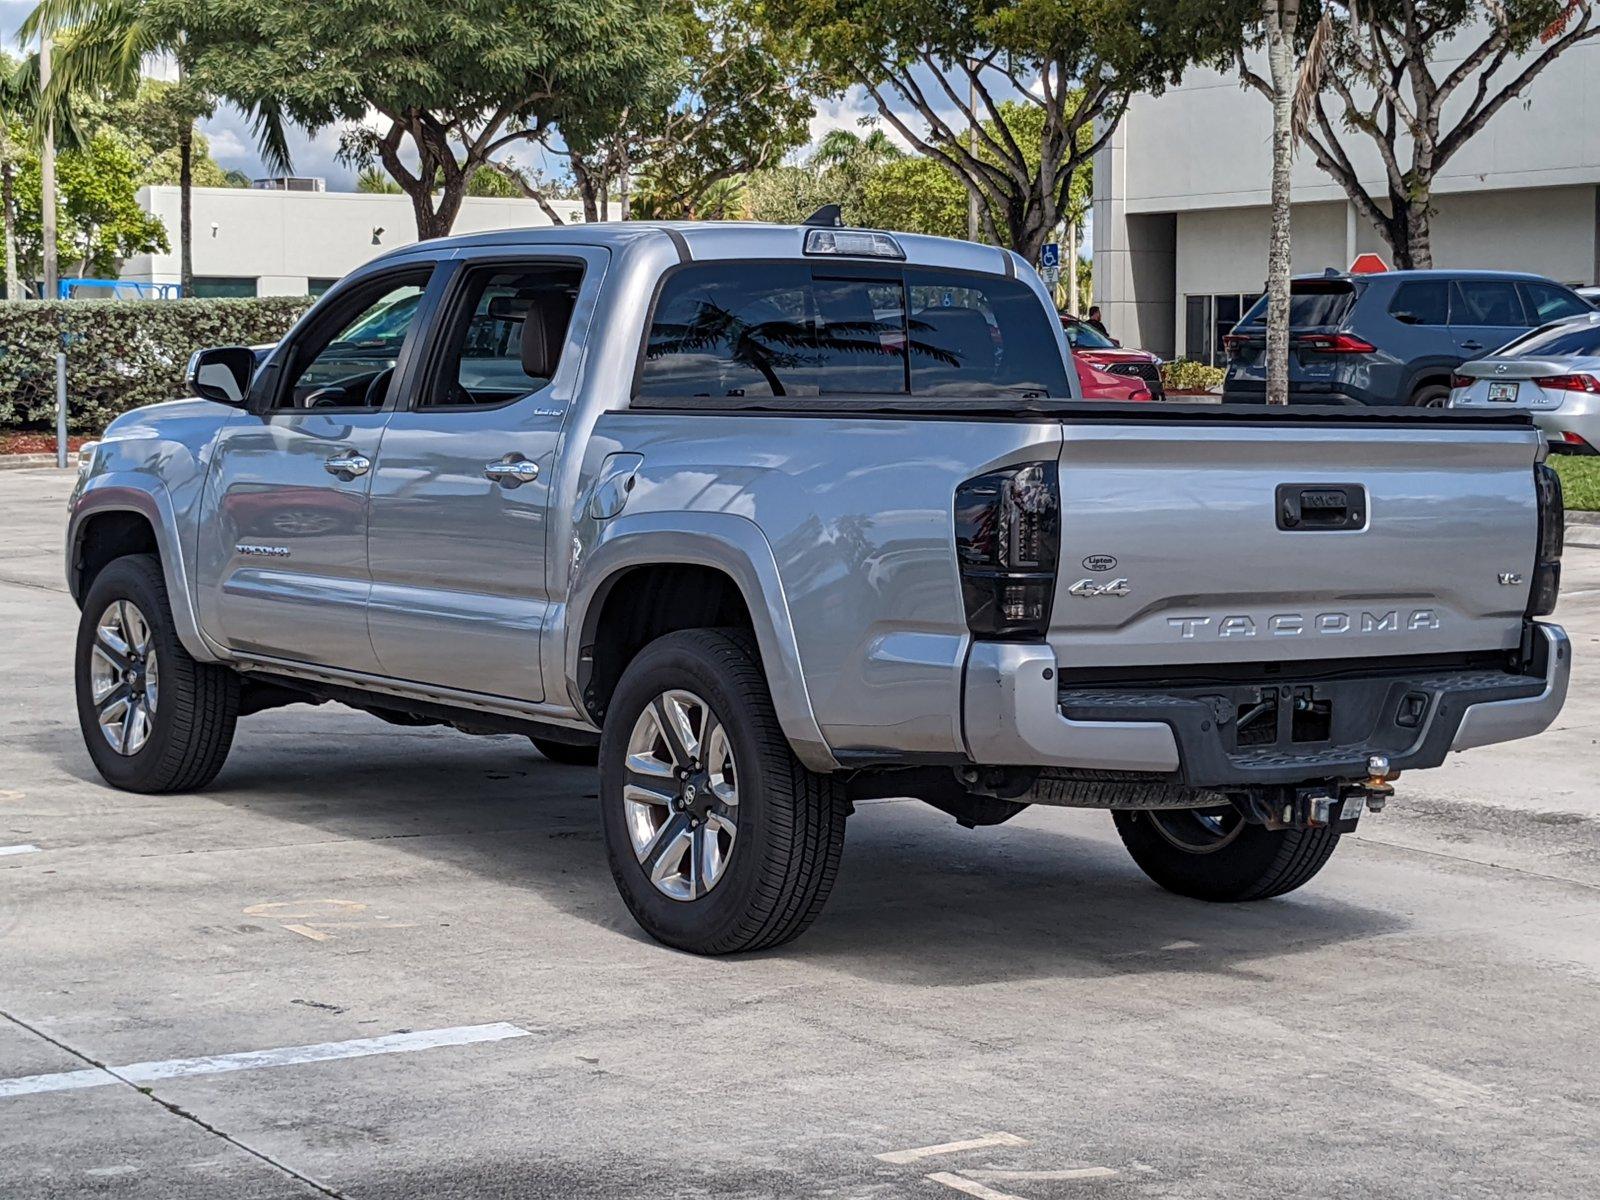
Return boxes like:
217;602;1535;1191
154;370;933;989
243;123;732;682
1248;755;1397;831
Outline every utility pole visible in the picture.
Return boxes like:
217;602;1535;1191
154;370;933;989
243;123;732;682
40;35;58;300
965;59;979;243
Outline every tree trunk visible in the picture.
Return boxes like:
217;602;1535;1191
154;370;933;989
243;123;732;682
40;36;58;300
1;155;17;302
179;124;194;294
572;159;600;224
617;137;630;221
1263;0;1299;407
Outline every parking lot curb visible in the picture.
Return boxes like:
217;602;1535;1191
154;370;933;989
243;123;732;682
1569;510;1600;528
0;455;67;471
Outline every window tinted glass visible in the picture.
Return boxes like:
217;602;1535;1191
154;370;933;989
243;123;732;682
281;275;429;410
1239;282;1355;328
1506;319;1600;358
423;263;583;408
1452;280;1526;326
1389;280;1449;325
905;270;1068;395
1521;282;1590;324
1065;318;1115;350
639;263;1070;399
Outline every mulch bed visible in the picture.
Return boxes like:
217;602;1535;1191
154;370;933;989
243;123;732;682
0;432;92;456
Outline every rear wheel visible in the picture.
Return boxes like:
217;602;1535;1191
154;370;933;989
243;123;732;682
1112;805;1339;901
1409;382;1451;408
599;629;847;954
75;554;239;793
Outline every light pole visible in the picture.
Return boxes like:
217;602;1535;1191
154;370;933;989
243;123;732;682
39;35;58;300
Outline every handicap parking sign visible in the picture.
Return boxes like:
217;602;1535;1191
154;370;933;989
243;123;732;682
1041;242;1060;269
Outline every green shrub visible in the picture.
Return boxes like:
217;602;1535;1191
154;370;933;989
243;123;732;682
0;297;313;433
1161;358;1227;393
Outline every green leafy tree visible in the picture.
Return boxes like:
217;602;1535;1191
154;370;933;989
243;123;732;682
858;156;967;237
13;128;169;279
355;166;401;195
1227;0;1600;269
745;163;840;224
766;0;1224;259
162;0;669;240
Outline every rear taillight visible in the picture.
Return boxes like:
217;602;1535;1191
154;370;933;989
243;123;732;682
954;462;1060;638
1294;333;1377;353
1529;462;1563;617
1222;334;1248;358
1560;430;1594;451
1533;374;1600;393
1449;373;1473;390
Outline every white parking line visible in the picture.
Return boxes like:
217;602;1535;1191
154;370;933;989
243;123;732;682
965;1168;1119;1183
0;1022;531;1099
0;844;40;856
926;1172;1031;1200
876;1132;1029;1164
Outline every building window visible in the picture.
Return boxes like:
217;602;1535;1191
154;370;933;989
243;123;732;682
1184;291;1262;365
308;278;339;299
191;276;259;299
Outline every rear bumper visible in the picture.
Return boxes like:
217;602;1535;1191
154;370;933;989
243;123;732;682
963;624;1569;787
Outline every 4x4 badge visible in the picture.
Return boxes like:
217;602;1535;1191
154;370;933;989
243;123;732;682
1067;577;1130;598
1082;554;1118;572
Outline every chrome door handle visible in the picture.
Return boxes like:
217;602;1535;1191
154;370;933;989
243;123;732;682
484;456;539;486
324;452;371;478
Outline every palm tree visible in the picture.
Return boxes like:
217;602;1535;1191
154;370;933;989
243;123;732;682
810;127;903;172
19;0;290;296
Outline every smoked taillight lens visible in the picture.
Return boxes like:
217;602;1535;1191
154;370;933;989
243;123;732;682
1450;373;1473;390
954;462;1060;638
1530;462;1564;617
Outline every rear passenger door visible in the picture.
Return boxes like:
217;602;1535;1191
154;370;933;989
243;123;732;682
363;249;605;702
1450;279;1530;357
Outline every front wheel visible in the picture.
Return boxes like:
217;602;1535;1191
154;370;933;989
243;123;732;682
75;554;240;793
1409;383;1451;408
1112;805;1339;901
599;629;847;954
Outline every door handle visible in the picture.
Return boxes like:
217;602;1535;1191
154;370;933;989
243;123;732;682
324;452;371;478
484;455;539;486
1460;341;1484;351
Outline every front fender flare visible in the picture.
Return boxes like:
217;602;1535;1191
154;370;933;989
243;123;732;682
67;478;220;663
565;511;839;773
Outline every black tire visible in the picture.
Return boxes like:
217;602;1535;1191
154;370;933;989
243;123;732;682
1409;382;1451;408
1112;806;1339;902
529;736;599;767
599;629;847;954
75;554;239;793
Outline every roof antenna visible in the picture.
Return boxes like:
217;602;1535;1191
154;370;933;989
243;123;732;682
803;204;843;228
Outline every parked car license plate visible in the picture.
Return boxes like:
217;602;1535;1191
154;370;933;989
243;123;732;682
1488;382;1518;402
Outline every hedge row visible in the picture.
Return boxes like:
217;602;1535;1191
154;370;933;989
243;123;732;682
0;298;313;432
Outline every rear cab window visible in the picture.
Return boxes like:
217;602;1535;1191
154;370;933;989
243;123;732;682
635;261;1070;402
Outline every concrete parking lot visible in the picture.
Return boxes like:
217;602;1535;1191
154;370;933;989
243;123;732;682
3;466;1599;1199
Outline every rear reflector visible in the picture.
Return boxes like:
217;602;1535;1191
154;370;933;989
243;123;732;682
1562;431;1593;450
1533;374;1600;393
1450;373;1473;390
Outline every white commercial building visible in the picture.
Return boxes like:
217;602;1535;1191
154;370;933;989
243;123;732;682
120;186;587;298
1092;35;1600;364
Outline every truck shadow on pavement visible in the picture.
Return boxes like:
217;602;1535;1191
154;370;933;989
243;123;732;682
55;713;1404;988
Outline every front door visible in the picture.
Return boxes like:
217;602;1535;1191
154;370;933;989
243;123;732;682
365;250;604;702
194;266;437;670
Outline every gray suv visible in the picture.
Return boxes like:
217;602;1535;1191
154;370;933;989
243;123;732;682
1223;269;1592;406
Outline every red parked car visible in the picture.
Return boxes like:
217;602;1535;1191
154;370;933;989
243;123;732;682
1076;356;1150;401
1062;315;1165;399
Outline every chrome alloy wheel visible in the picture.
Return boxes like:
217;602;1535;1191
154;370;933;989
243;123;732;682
1147;805;1245;855
622;689;738;901
89;600;160;756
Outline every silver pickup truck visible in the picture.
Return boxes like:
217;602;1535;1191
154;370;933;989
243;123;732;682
67;221;1570;953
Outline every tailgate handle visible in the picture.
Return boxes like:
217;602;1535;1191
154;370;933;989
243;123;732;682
1277;483;1367;531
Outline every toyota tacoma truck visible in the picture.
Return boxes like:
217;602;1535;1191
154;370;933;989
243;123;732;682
67;221;1570;954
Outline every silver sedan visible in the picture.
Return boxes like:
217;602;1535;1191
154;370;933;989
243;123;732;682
1450;312;1600;455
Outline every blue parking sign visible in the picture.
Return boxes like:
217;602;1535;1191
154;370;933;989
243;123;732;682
1041;242;1060;269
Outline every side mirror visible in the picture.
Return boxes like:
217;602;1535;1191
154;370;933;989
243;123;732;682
186;346;255;405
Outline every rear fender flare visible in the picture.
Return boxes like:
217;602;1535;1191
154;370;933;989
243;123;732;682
563;511;838;772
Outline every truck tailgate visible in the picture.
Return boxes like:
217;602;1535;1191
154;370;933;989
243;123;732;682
1050;420;1542;670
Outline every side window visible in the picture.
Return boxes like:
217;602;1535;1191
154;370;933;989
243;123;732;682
278;273;430;410
905;270;1071;396
1520;281;1591;325
422;263;584;408
1450;280;1527;327
1388;280;1449;326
